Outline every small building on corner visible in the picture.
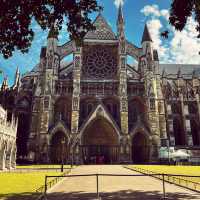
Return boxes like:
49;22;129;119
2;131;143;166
0;105;17;170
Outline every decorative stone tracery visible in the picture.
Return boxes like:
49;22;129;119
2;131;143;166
0;106;17;170
83;45;118;79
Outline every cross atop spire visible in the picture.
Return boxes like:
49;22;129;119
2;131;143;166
141;24;152;43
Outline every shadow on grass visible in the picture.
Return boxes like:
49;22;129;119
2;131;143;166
44;189;200;200
0;193;40;200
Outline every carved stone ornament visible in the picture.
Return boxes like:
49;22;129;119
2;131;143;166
73;97;79;111
75;56;81;68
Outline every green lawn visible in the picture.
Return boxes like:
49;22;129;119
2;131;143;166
128;165;200;191
130;165;200;176
0;171;65;200
16;164;71;169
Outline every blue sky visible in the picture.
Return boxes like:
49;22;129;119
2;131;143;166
1;0;200;86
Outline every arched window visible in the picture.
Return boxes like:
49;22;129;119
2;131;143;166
87;103;93;115
128;99;146;131
103;98;120;127
54;98;72;128
80;98;97;127
190;119;200;145
106;103;112;113
173;118;185;146
171;103;181;114
188;102;198;114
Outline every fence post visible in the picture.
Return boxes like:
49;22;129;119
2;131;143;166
162;174;166;199
96;174;99;199
44;175;47;198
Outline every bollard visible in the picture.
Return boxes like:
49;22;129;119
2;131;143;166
162;174;166;199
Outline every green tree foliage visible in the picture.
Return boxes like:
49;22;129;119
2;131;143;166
0;0;102;59
169;0;200;37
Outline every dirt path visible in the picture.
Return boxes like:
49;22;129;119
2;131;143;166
46;165;200;200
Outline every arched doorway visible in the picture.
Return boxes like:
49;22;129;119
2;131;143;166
132;133;150;164
81;118;119;164
50;131;69;164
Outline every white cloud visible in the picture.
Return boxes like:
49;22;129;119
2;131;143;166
141;5;160;17
114;0;124;8
141;4;200;64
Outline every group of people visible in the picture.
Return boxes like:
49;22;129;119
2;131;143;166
84;155;106;164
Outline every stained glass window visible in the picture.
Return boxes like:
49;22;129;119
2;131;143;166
83;46;117;79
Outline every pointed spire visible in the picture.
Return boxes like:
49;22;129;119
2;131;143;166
1;76;8;91
117;3;124;24
15;66;19;77
117;3;125;39
48;23;59;39
141;24;152;43
14;67;20;88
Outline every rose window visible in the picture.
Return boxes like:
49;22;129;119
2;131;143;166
83;47;117;79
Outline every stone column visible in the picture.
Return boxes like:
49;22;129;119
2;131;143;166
5;143;12;170
156;76;167;143
71;47;81;134
0;144;6;170
180;94;187;145
118;40;130;163
71;46;82;163
10;144;16;169
145;73;161;162
119;44;128;135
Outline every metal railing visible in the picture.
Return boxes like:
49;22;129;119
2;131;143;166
125;166;200;193
43;173;169;199
35;168;72;193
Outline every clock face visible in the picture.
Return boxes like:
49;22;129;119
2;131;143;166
83;45;118;79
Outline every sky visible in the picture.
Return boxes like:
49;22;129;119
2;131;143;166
1;0;200;86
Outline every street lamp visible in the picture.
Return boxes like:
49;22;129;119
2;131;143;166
61;138;65;172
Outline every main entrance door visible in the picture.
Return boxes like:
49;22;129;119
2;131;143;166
132;133;150;164
81;118;119;164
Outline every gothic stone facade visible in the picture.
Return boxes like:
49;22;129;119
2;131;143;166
1;8;200;164
0;105;17;170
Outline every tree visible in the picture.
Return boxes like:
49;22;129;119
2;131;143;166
0;0;102;59
162;0;200;38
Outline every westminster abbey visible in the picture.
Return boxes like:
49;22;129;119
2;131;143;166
1;6;200;164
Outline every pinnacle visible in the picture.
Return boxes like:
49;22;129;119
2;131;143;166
141;24;153;43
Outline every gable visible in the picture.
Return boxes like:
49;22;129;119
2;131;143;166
84;14;117;40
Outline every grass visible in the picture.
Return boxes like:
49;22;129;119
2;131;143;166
0;171;66;200
128;165;200;191
16;164;71;169
130;165;200;176
130;165;200;177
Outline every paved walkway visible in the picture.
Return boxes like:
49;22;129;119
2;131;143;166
46;165;200;200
